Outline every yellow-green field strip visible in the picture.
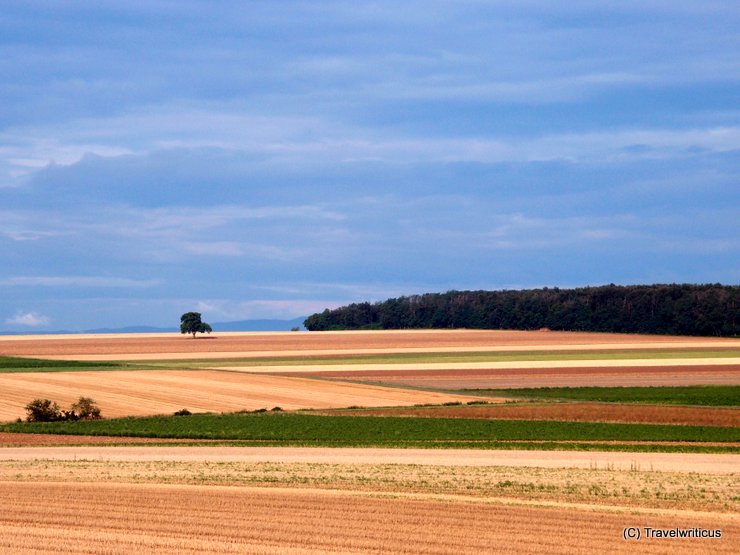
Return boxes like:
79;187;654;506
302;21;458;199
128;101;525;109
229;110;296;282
148;348;740;369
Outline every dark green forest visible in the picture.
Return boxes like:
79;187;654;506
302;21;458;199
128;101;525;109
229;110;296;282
304;284;738;336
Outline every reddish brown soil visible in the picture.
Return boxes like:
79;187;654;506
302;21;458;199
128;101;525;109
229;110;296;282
0;433;212;447
301;364;739;388
322;403;740;427
302;364;740;379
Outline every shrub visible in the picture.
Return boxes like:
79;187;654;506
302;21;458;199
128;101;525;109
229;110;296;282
270;406;283;412
25;397;102;422
71;397;102;420
174;408;192;416
25;399;63;422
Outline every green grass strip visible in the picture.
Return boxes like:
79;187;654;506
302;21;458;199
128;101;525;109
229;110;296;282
0;356;137;373
2;412;737;445
468;385;740;407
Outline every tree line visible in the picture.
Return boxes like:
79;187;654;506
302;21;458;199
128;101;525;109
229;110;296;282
304;284;739;336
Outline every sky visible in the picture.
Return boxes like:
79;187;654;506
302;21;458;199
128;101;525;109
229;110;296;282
1;1;739;331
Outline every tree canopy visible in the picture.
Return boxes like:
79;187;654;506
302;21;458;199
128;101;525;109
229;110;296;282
304;284;738;337
180;312;213;337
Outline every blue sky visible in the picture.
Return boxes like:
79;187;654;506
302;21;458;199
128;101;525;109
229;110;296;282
1;1;739;331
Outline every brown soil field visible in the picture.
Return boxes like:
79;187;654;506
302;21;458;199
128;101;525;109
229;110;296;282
0;370;483;422
303;364;740;388
2;329;738;360
322;402;740;426
1;481;737;554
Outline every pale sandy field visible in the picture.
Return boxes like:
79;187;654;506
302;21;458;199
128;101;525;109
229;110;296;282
2;445;738;473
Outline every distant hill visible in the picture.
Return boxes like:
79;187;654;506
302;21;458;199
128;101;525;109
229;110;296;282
1;317;307;335
304;284;739;337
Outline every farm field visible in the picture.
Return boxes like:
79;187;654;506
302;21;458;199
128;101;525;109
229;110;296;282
1;446;738;553
1;329;738;553
1;445;739;554
323;402;740;426
1;329;738;360
2;411;739;453
283;362;740;388
471;385;740;405
1;480;736;555
0;369;483;422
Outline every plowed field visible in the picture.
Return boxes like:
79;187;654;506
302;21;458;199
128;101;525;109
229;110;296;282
323;402;740;426
0;370;482;422
303;364;740;388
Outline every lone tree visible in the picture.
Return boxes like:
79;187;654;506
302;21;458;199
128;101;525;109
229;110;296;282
180;312;212;337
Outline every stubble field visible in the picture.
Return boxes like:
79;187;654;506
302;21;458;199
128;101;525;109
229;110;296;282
0;369;483;422
1;329;738;553
3;480;736;555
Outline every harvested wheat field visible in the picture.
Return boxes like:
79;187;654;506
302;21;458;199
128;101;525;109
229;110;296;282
2;329;738;360
303;364;740;389
0;370;483;422
0;481;737;554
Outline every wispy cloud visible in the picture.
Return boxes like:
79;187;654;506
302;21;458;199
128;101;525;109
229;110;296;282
5;109;737;178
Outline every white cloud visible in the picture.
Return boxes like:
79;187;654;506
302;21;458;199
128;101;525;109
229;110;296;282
5;311;50;327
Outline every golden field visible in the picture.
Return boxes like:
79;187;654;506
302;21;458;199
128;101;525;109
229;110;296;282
0;370;484;422
0;329;738;553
